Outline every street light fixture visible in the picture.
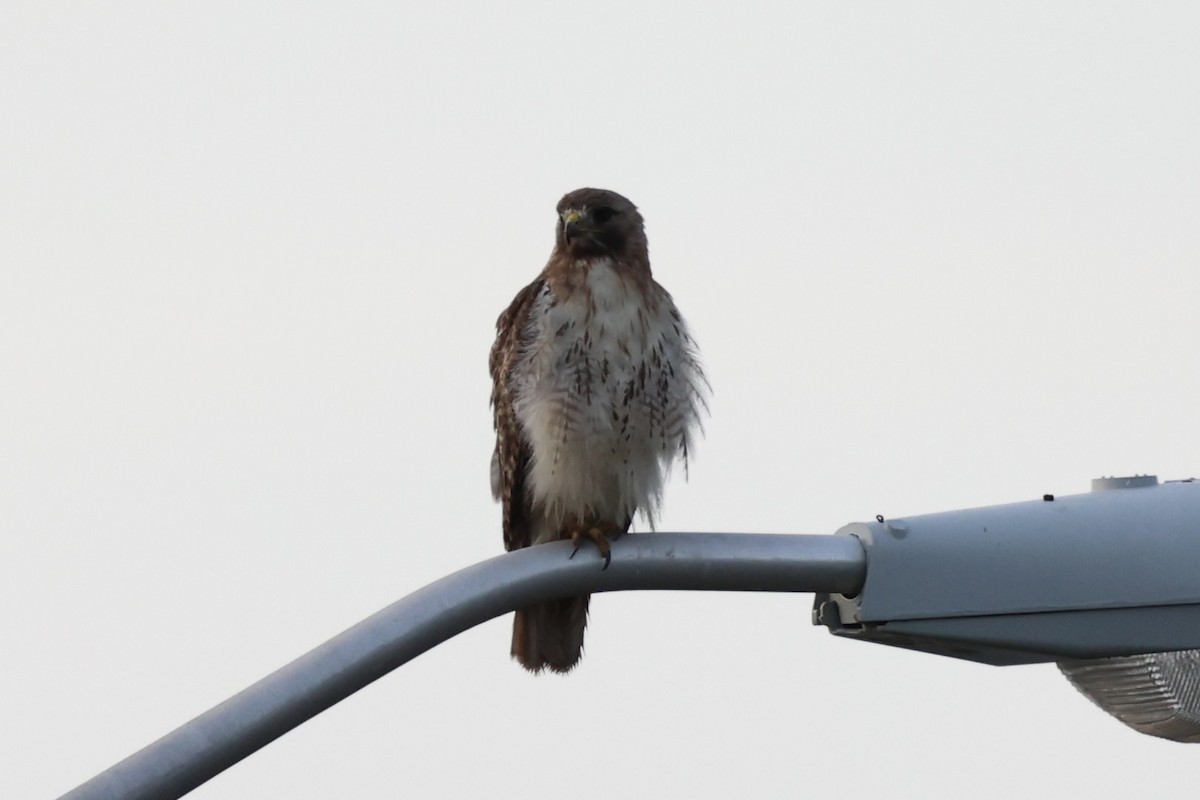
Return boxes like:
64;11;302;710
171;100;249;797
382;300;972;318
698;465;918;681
60;475;1200;799
814;475;1200;742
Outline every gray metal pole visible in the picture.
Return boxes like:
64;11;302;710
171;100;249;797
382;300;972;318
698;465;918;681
61;532;865;800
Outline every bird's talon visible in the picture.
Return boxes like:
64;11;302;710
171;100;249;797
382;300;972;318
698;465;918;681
567;524;615;570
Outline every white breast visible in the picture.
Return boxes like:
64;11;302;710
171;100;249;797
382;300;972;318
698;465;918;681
513;260;705;539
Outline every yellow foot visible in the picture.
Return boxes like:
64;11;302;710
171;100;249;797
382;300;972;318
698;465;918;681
568;524;619;570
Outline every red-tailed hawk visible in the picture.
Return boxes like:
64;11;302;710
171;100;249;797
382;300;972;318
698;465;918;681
489;188;707;673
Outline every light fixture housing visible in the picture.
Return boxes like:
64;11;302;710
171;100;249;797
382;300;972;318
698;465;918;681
814;475;1200;742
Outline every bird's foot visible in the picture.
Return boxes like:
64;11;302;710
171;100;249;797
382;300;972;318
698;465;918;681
568;523;620;570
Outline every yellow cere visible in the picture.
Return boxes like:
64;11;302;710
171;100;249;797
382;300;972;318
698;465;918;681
564;210;581;224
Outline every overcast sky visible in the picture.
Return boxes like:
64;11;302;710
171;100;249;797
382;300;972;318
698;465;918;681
5;3;1200;798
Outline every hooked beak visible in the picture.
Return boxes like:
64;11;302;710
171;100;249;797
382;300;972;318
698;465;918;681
562;210;585;242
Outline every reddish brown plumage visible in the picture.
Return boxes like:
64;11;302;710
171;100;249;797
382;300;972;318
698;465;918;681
489;278;543;554
510;596;590;674
489;188;705;673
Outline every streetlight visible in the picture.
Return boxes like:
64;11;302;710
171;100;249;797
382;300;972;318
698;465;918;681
814;474;1200;742
61;475;1200;799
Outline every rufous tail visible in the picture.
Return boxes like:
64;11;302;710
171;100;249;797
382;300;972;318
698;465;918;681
511;594;590;673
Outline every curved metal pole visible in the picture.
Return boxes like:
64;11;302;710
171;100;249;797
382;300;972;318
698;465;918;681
60;532;865;800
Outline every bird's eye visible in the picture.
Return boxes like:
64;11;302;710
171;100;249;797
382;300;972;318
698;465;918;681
591;207;617;224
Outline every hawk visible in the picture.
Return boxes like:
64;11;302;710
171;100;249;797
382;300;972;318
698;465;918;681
489;188;707;673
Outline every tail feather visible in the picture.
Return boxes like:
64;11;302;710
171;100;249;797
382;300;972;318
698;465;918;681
511;594;590;673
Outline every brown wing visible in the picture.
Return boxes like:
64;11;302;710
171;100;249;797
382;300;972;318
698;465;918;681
489;278;545;552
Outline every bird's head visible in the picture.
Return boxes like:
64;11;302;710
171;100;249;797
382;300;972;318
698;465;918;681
554;188;647;262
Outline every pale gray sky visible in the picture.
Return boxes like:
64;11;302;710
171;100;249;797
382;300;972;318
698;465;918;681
5;3;1200;798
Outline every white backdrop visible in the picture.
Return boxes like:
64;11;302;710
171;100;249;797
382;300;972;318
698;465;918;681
4;3;1200;798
